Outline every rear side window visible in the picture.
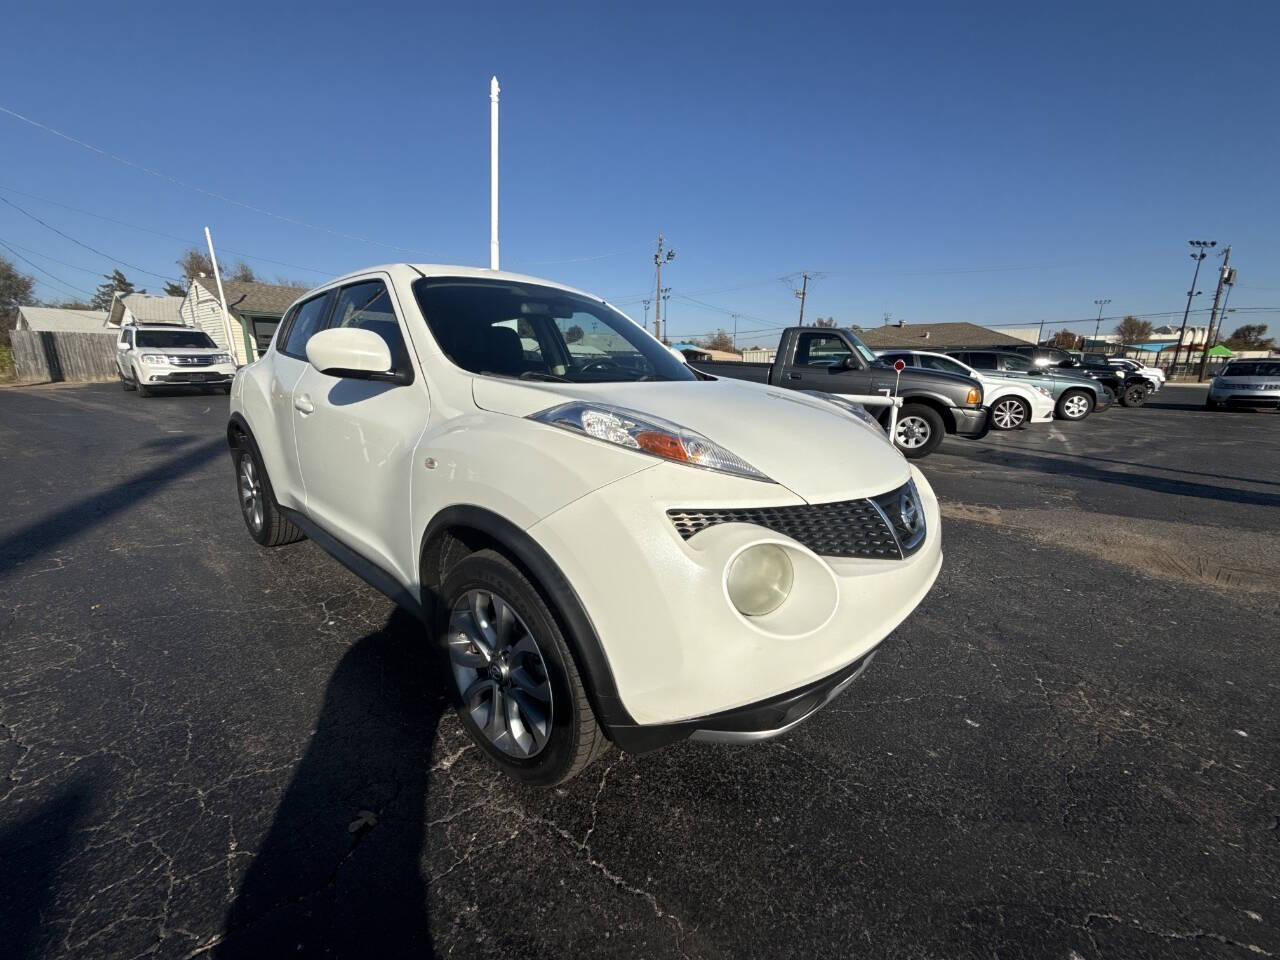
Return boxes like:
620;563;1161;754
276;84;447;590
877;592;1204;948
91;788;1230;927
329;280;413;378
967;353;997;370
919;354;967;376
280;293;334;360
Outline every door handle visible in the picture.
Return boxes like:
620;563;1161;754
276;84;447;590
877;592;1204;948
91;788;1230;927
294;394;314;415
786;373;802;381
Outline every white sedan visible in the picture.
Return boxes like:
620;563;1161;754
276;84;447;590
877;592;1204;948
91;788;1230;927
875;350;1054;430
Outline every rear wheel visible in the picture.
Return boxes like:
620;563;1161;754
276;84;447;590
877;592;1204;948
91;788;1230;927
234;443;304;547
989;396;1030;430
439;549;609;786
892;403;945;458
1056;390;1093;421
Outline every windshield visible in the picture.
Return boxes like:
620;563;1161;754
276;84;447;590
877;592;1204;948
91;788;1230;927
135;330;217;349
413;277;694;383
844;331;877;364
1222;361;1280;377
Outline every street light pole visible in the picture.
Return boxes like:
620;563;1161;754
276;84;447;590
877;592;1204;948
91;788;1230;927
1175;240;1215;374
1091;298;1111;353
1196;245;1232;381
653;235;675;340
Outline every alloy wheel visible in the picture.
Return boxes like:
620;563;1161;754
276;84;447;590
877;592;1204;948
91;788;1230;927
991;399;1026;429
237;453;264;532
448;589;553;758
894;415;932;449
1062;395;1090;419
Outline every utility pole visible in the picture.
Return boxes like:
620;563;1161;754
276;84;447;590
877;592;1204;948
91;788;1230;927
731;313;741;350
795;272;810;326
653;235;675;340
204;227;238;363
1196;245;1232;381
1175;240;1215;372
641;299;651;333
490;76;500;270
1091;298;1111;353
661;288;671;342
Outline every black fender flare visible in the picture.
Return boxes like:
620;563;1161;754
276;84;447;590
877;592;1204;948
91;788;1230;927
418;505;641;744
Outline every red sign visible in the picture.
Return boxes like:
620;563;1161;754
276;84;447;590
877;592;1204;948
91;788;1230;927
893;359;906;372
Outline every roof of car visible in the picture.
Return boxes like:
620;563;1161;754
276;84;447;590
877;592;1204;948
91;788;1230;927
306;264;601;303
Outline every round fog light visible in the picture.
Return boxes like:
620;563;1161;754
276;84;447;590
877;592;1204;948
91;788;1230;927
726;544;794;617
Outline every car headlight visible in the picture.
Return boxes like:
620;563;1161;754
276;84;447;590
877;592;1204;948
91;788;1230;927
530;402;770;482
211;353;234;364
1033;385;1053;398
140;353;167;364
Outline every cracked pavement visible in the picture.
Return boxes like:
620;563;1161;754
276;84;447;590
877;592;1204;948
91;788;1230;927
0;381;1276;959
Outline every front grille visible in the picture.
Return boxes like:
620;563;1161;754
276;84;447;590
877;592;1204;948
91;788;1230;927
668;480;926;560
167;355;214;366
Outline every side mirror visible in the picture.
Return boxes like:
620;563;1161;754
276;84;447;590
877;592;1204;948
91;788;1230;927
840;355;856;370
306;327;401;382
117;341;130;350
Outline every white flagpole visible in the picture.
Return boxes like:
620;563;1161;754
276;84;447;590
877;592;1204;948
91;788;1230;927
490;76;500;271
204;227;239;364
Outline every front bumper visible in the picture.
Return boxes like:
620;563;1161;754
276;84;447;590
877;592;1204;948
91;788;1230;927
1211;387;1280;407
951;406;989;437
142;365;236;385
528;461;943;732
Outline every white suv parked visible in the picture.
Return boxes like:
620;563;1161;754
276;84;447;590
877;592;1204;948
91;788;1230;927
876;349;1054;430
116;323;236;396
228;265;943;784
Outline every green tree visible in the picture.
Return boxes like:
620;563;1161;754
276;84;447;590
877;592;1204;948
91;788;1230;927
695;329;738;353
1114;315;1153;343
1;256;37;358
1223;324;1274;350
89;269;135;310
1051;329;1081;349
564;324;585;343
177;248;215;284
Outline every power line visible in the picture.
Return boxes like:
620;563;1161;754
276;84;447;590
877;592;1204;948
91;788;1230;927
0;238;95;297
0;186;334;277
0;104;436;257
0;237;106;276
0;195;178;282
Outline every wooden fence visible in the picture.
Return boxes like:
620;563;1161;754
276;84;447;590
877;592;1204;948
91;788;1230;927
10;331;119;383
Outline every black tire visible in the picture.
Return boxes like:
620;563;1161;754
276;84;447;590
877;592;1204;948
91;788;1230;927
232;443;304;547
1205;396;1219;410
1055;389;1093;421
1120;383;1147;407
438;549;609;786
221;383;233;395
119;370;135;391
988;396;1030;431
136;375;152;397
892;403;945;458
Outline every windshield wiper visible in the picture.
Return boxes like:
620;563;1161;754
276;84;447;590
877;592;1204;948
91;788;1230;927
518;370;572;382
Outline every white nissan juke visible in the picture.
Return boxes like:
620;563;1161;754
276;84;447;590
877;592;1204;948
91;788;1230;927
228;265;943;784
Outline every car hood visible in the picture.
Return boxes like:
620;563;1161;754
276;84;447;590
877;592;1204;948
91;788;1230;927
1216;375;1280;387
471;375;910;503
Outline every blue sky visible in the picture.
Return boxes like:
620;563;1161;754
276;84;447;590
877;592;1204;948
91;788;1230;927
2;0;1277;347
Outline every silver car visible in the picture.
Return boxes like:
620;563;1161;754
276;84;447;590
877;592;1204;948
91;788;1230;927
1206;360;1280;410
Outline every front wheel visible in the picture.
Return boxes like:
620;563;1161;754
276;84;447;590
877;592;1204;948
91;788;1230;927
439;549;609;786
892;403;945;458
1056;390;1093;421
1205;396;1219;410
989;396;1030;430
1120;383;1148;407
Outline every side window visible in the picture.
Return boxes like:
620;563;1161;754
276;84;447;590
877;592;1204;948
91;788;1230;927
967;353;998;371
1002;354;1033;372
879;353;913;367
280;293;334;360
794;333;851;367
330;280;413;377
920;354;964;375
121;329;134;348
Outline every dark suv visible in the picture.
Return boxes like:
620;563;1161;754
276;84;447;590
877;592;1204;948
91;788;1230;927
947;350;1110;421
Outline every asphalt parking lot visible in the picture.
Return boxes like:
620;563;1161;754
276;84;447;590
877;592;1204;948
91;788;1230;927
1;381;1277;960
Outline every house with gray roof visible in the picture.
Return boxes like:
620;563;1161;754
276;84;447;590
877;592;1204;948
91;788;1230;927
855;321;1031;350
105;292;184;328
179;278;307;363
14;306;109;333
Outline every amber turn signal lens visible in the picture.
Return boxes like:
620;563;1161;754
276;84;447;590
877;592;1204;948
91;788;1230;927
635;431;689;461
966;388;981;405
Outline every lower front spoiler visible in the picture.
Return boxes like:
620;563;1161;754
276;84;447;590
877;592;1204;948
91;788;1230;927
606;645;880;754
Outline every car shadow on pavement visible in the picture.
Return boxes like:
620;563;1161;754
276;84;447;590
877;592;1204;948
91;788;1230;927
941;442;1280;508
986;440;1280;488
0;782;91;960
216;608;450;960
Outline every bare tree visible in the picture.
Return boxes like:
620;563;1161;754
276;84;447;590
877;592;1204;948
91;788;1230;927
1114;315;1153;343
